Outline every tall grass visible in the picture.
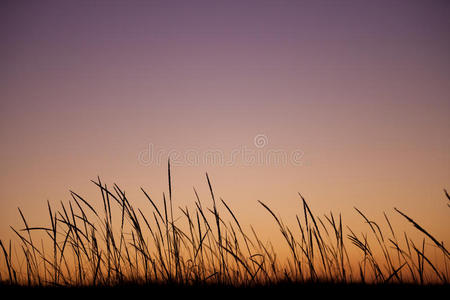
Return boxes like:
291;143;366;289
0;163;448;287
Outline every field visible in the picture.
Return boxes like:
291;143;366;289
1;163;448;292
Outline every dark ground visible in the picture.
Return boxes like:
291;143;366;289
1;282;448;297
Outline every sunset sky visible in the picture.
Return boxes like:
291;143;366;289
1;0;449;249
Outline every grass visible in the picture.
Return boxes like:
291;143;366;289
0;161;449;289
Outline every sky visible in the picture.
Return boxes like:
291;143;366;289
0;0;449;252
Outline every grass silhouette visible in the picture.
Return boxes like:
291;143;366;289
0;161;448;289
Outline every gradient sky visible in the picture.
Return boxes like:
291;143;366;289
1;1;449;248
